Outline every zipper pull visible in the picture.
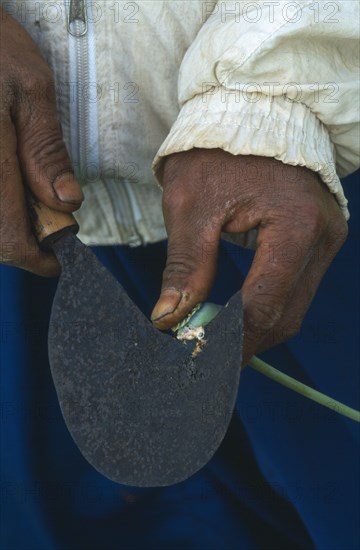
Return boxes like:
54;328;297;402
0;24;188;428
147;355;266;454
68;0;87;37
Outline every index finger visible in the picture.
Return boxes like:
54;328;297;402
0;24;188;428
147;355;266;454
241;217;323;362
0;113;60;276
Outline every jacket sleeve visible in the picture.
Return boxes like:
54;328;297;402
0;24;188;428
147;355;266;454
152;0;360;220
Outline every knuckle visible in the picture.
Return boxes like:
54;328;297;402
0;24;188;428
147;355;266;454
293;201;327;239
21;127;72;182
331;218;348;248
163;183;196;214
245;296;284;334
163;248;199;282
27;129;67;160
324;217;348;258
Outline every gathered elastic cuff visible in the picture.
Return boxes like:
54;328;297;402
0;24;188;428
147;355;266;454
152;91;349;220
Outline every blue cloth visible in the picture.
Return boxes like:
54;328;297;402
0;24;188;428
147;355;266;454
1;173;359;549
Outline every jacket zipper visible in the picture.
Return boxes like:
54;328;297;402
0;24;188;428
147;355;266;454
67;0;143;246
67;0;89;178
68;0;87;37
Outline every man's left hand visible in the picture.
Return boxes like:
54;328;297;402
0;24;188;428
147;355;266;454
151;149;347;365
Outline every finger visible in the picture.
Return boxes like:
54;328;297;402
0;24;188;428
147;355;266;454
251;217;348;358
0;115;60;276
12;71;83;210
151;188;222;330
241;212;326;363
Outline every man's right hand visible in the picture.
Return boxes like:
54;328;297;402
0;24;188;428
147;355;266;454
0;10;83;276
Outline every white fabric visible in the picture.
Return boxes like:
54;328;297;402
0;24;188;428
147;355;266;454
3;0;359;244
153;0;360;220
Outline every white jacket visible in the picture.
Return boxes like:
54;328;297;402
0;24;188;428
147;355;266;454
4;0;359;245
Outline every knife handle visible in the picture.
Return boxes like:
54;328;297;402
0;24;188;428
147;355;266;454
27;191;79;250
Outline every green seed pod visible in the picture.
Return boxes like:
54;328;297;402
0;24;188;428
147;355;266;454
172;302;223;340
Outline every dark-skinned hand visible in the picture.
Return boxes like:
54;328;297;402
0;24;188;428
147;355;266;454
0;9;83;276
151;148;348;365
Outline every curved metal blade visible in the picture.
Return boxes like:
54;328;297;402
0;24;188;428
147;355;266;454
49;233;243;487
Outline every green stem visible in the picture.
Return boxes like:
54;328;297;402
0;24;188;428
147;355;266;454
249;356;360;423
172;303;360;422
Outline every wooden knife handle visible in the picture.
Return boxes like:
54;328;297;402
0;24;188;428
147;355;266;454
27;191;79;250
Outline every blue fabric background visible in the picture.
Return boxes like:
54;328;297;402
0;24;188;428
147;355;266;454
1;173;359;549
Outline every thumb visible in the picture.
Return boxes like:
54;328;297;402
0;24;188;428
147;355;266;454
14;78;83;211
151;207;221;330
